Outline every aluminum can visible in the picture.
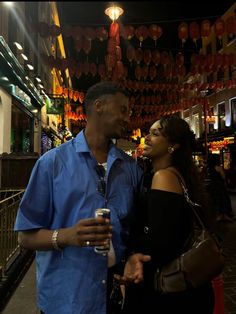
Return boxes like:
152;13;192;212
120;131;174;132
94;208;110;254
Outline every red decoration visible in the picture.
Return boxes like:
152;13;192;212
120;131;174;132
126;45;135;63
149;24;162;46
135;48;143;64
107;38;117;54
226;16;236;38
152;50;161;65
124;25;135;39
84;27;96;41
189;22;200;44
201;20;211;37
135;25;148;47
214;18;225;39
96;27;108;41
178;22;188;45
143;50;152;65
109;22;119;38
175;52;184;67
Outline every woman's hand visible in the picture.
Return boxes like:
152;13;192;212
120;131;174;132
115;253;151;284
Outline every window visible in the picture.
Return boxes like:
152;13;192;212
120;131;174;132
231;98;236;128
11;101;34;153
218;102;226;130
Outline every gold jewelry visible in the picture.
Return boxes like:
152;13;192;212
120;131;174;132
52;230;62;251
168;146;175;154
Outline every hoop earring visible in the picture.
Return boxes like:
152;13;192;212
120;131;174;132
168;146;175;154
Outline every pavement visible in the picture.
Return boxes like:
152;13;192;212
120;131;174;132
2;194;236;314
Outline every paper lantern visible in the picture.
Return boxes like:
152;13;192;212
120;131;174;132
226;16;236;38
189;22;200;44
178;22;188;45
84;27;96;41
135;25;148;47
152;50;161;65
82;38;92;55
74;39;82;52
149;24;162;46
96;27;108;41
135;65;142;80
201;20;211;37
126;45;135;63
143;50;152;65
124;25;135;39
175;52;184;67
214;18;225;39
135;48;143;64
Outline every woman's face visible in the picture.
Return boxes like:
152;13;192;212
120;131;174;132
143;120;171;159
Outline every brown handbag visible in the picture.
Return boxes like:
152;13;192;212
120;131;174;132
153;174;225;294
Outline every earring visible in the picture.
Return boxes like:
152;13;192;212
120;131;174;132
168;146;175;154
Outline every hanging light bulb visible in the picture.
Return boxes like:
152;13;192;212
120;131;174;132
105;5;124;22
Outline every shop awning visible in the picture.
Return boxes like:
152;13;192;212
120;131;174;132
0;36;43;108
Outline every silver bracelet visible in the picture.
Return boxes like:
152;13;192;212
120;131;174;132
52;229;62;251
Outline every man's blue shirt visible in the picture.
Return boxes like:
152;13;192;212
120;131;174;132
15;130;143;314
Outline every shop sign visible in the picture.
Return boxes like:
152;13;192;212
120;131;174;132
224;137;234;145
46;96;64;114
210;140;227;150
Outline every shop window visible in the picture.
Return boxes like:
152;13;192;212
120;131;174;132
218;102;226;130
11;103;34;153
231;98;236;128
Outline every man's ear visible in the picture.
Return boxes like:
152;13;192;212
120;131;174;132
94;99;103;115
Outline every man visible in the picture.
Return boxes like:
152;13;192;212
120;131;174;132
14;82;143;314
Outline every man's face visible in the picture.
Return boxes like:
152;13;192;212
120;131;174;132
99;92;130;139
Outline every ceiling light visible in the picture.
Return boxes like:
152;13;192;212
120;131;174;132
21;53;28;61
105;6;124;21
38;84;44;89
3;2;14;7
35;77;41;82
26;64;34;70
14;42;23;50
1;77;9;81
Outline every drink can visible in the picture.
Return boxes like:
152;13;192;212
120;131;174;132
94;208;110;254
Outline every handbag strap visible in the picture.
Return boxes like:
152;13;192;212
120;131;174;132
167;168;206;230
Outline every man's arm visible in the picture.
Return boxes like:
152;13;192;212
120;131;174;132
18;217;112;251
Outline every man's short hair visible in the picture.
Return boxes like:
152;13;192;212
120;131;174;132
84;81;129;116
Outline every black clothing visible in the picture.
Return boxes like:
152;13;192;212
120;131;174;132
124;190;214;314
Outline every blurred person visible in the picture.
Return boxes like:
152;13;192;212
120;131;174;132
206;153;233;222
14;81;143;314
117;115;215;314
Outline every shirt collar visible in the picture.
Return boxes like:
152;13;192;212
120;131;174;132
74;130;125;161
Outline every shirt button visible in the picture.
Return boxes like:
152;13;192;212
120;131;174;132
102;279;106;284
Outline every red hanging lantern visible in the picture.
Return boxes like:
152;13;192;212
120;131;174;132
149;24;162;46
116;46;122;61
109;22;119;38
201;20;211;37
107;38;117;54
175;52;184;67
126;45;135;63
123;25;135;39
135;25;148;47
105;54;116;72
214;18;225;39
84;27;96;41
142;66;149;80
74;39;83;52
75;68;81;80
178;22;188;45
71;26;83;40
161;51;170;66
135;48;143;64
205;54;214;67
214;53;223;67
226;16;236;38
178;65;186;77
189;22;200;44
135;65;142;80
149;65;157;80
50;24;61;37
90;63;97;76
96;27;108;41
73;91;79;102
191;53;200;66
116;61;124;79
143;50;152;65
152;50;161;66
82;38;91;55
98;64;106;79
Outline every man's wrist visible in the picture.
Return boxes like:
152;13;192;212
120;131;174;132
51;229;63;251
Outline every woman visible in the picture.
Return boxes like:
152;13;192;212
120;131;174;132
121;116;215;314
